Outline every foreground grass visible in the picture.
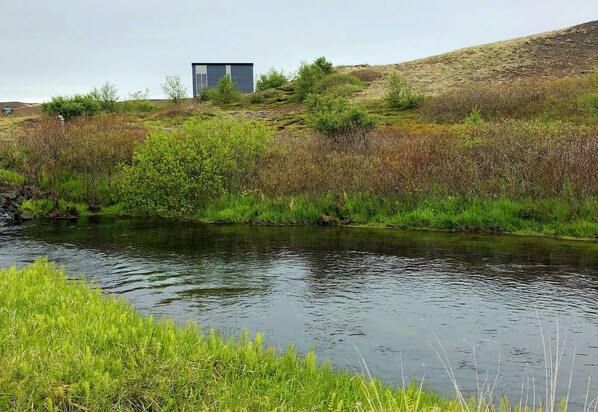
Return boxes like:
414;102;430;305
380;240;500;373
1;260;468;411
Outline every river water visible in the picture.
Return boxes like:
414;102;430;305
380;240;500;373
1;217;597;406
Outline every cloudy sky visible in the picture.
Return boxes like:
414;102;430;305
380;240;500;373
1;0;597;102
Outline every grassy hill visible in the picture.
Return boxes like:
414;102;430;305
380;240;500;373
341;20;598;98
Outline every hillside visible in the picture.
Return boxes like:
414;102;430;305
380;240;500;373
342;20;598;98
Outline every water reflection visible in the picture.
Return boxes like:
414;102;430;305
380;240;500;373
1;217;597;405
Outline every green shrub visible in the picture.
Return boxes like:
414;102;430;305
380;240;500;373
121;89;157;112
304;94;375;145
294;62;325;101
0;168;25;185
212;75;241;104
42;94;101;118
89;82;120;113
118;117;271;215
313;56;333;74
256;68;288;91
314;73;363;97
161;74;187;104
249;92;266;104
384;72;424;110
464;108;484;125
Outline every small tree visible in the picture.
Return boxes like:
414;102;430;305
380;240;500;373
90;82;119;112
256;68;288;91
213;75;241;104
313;56;333;74
161;75;187;104
384;72;424;110
294;62;325;101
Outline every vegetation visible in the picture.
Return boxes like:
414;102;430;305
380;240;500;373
304;94;375;145
294;60;327;101
256;68;288;91
2;259;584;411
42;94;102;118
89;82;120;113
118;117;271;215
161;75;187;104
0;168;25;186
384;72;424;110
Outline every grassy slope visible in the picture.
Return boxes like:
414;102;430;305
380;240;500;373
339;20;598;98
1;260;467;411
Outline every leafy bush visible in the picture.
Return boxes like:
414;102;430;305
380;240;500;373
313;56;333;74
314;73;363;97
42;94;101;118
256;68;288;91
161;75;187;104
464;108;484;125
212;75;241;104
293;62;325;101
249;92;266;104
384;72;424;110
118;117;271;215
304;94;375;145
89;82;119;113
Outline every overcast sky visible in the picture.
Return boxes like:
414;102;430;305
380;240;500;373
1;0;597;102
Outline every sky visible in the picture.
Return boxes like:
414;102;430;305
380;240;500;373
1;0;597;102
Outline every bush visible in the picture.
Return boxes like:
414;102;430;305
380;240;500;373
293;62;325;101
118;117;271;215
384;72;424;110
304;94;375;145
314;73;363;97
212;75;241;104
464;108;484;125
256;68;288;91
313;56;333;74
42;94;101;119
349;68;382;82
121;89;157;112
89;82;119;113
161;75;187;104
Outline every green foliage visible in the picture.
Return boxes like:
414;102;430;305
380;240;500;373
161;75;187;104
255;68;288;91
42;94;101;119
464;108;484;125
212;75;242;104
198;87;213;102
304;94;375;145
314;73;363;97
89;82;119;113
249;92;266;104
384;72;424;110
294;61;326;101
313;56;333;74
0;168;25;185
121;89;157;112
118;117;272;215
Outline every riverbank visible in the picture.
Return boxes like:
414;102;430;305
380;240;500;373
1;259;464;411
20;194;598;240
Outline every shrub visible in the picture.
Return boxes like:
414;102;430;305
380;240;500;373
89;82;119;113
304;94;375;145
212;75;241;104
293;62;325;101
384;72;424;110
161;75;187;104
256;68;288;91
250;92;266;104
42;94;101;119
464;108;484;125
118;117;272;215
313;56;333;74
314;73;363;97
121;89;157;112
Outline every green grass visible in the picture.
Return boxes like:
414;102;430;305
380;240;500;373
192;194;598;239
0;168;25;186
1;259;471;411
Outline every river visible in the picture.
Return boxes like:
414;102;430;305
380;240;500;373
1;217;597;406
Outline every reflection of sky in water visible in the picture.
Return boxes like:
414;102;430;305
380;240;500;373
1;219;597;406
